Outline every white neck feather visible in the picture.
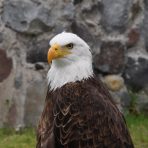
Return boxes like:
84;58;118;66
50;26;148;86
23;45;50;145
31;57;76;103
47;58;93;90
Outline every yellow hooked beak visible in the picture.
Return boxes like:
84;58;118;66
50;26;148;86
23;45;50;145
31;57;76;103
47;43;71;63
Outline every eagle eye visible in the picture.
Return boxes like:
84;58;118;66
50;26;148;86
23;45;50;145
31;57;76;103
66;43;73;49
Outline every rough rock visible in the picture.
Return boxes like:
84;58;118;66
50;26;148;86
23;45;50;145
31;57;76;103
73;0;83;5
127;28;140;48
137;92;148;115
0;49;12;82
143;0;148;51
74;0;102;39
103;75;124;91
24;70;47;126
120;89;132;110
110;91;122;112
0;66;14;127
6;101;18;127
110;87;131;112
101;0;132;33
0;32;3;43
124;56;148;91
128;90;148;115
35;63;45;70
94;40;126;74
103;75;131;112
5;64;26;128
130;0;142;21
2;0;74;35
71;21;95;45
26;39;49;63
144;86;148;96
2;0;53;34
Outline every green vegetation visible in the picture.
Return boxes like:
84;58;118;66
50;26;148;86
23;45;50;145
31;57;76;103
0;128;36;148
126;114;148;148
0;114;148;148
128;90;139;115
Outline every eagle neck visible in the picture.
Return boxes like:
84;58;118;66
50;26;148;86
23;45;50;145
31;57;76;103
47;59;93;90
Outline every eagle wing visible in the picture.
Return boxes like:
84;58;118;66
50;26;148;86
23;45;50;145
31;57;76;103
36;90;55;148
53;78;134;148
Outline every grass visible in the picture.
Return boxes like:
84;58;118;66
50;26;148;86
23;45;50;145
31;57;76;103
126;114;148;148
0;114;147;148
0;128;36;148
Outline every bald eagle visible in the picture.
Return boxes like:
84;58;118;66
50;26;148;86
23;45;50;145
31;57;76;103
36;32;134;148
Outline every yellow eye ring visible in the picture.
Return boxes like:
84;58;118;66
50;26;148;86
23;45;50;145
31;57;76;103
66;43;74;49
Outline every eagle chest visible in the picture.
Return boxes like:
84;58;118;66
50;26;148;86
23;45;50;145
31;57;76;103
51;84;92;138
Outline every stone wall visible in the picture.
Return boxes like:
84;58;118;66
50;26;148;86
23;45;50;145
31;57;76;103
0;0;148;128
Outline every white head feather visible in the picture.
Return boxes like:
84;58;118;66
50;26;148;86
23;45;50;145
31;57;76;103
47;32;93;90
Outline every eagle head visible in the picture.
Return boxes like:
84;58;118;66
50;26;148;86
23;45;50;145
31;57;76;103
47;32;93;90
48;32;91;64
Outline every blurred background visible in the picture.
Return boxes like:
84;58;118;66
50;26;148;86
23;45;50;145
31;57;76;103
0;0;148;147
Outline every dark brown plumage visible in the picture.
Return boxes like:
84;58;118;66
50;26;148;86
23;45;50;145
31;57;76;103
36;77;134;148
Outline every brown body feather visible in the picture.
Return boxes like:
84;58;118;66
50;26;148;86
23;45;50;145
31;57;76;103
36;77;134;148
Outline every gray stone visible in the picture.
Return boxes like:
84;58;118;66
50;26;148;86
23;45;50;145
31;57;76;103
110;87;131;112
103;75;124;91
130;0;142;21
14;74;22;89
137;92;148;115
71;21;95;45
143;0;148;51
109;91;122;112
24;70;46;126
0;66;15;127
0;49;13;82
6;101;17;127
103;75;131;112
2;0;54;34
73;0;83;5
0;32;3;43
120;90;131;109
101;0;132;33
74;0;102;43
124;57;148;91
127;28;140;48
93;40;126;74
144;0;148;9
144;86;148;96
26;39;49;63
35;63;45;70
3;60;27;128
